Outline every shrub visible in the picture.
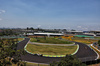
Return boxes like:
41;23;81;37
50;55;87;66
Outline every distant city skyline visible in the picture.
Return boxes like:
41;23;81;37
0;0;100;30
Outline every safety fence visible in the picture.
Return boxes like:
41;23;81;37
82;58;100;65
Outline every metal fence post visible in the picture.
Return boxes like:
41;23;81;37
85;57;86;64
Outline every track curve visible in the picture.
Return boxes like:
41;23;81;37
74;42;98;62
17;38;98;64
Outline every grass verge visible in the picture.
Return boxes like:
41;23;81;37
26;62;48;66
94;37;100;40
18;38;24;41
72;37;98;44
26;44;77;55
30;37;73;44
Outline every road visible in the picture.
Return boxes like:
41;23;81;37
17;38;98;64
29;42;75;46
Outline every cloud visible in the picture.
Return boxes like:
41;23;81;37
0;9;6;14
0;18;2;21
1;10;6;13
0;10;5;21
77;26;82;28
37;25;41;27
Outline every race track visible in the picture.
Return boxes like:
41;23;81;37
74;42;97;62
17;38;98;64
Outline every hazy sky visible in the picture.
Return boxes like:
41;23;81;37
0;0;100;30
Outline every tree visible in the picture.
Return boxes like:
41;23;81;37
50;55;87;66
0;29;19;36
98;40;100;46
71;29;76;31
0;38;26;66
27;27;29;30
30;27;34;30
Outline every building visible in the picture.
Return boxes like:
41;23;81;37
66;31;83;35
34;33;64;37
83;31;100;36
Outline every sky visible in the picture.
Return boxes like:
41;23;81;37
0;0;100;30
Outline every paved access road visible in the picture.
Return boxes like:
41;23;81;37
29;42;75;46
17;38;98;64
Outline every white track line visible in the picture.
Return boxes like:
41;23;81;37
91;44;99;60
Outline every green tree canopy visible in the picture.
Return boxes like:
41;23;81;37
50;55;87;66
98;40;100;46
0;38;26;66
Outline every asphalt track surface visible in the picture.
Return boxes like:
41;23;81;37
17;38;98;64
74;42;97;62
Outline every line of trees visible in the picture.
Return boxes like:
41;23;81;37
0;29;20;36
